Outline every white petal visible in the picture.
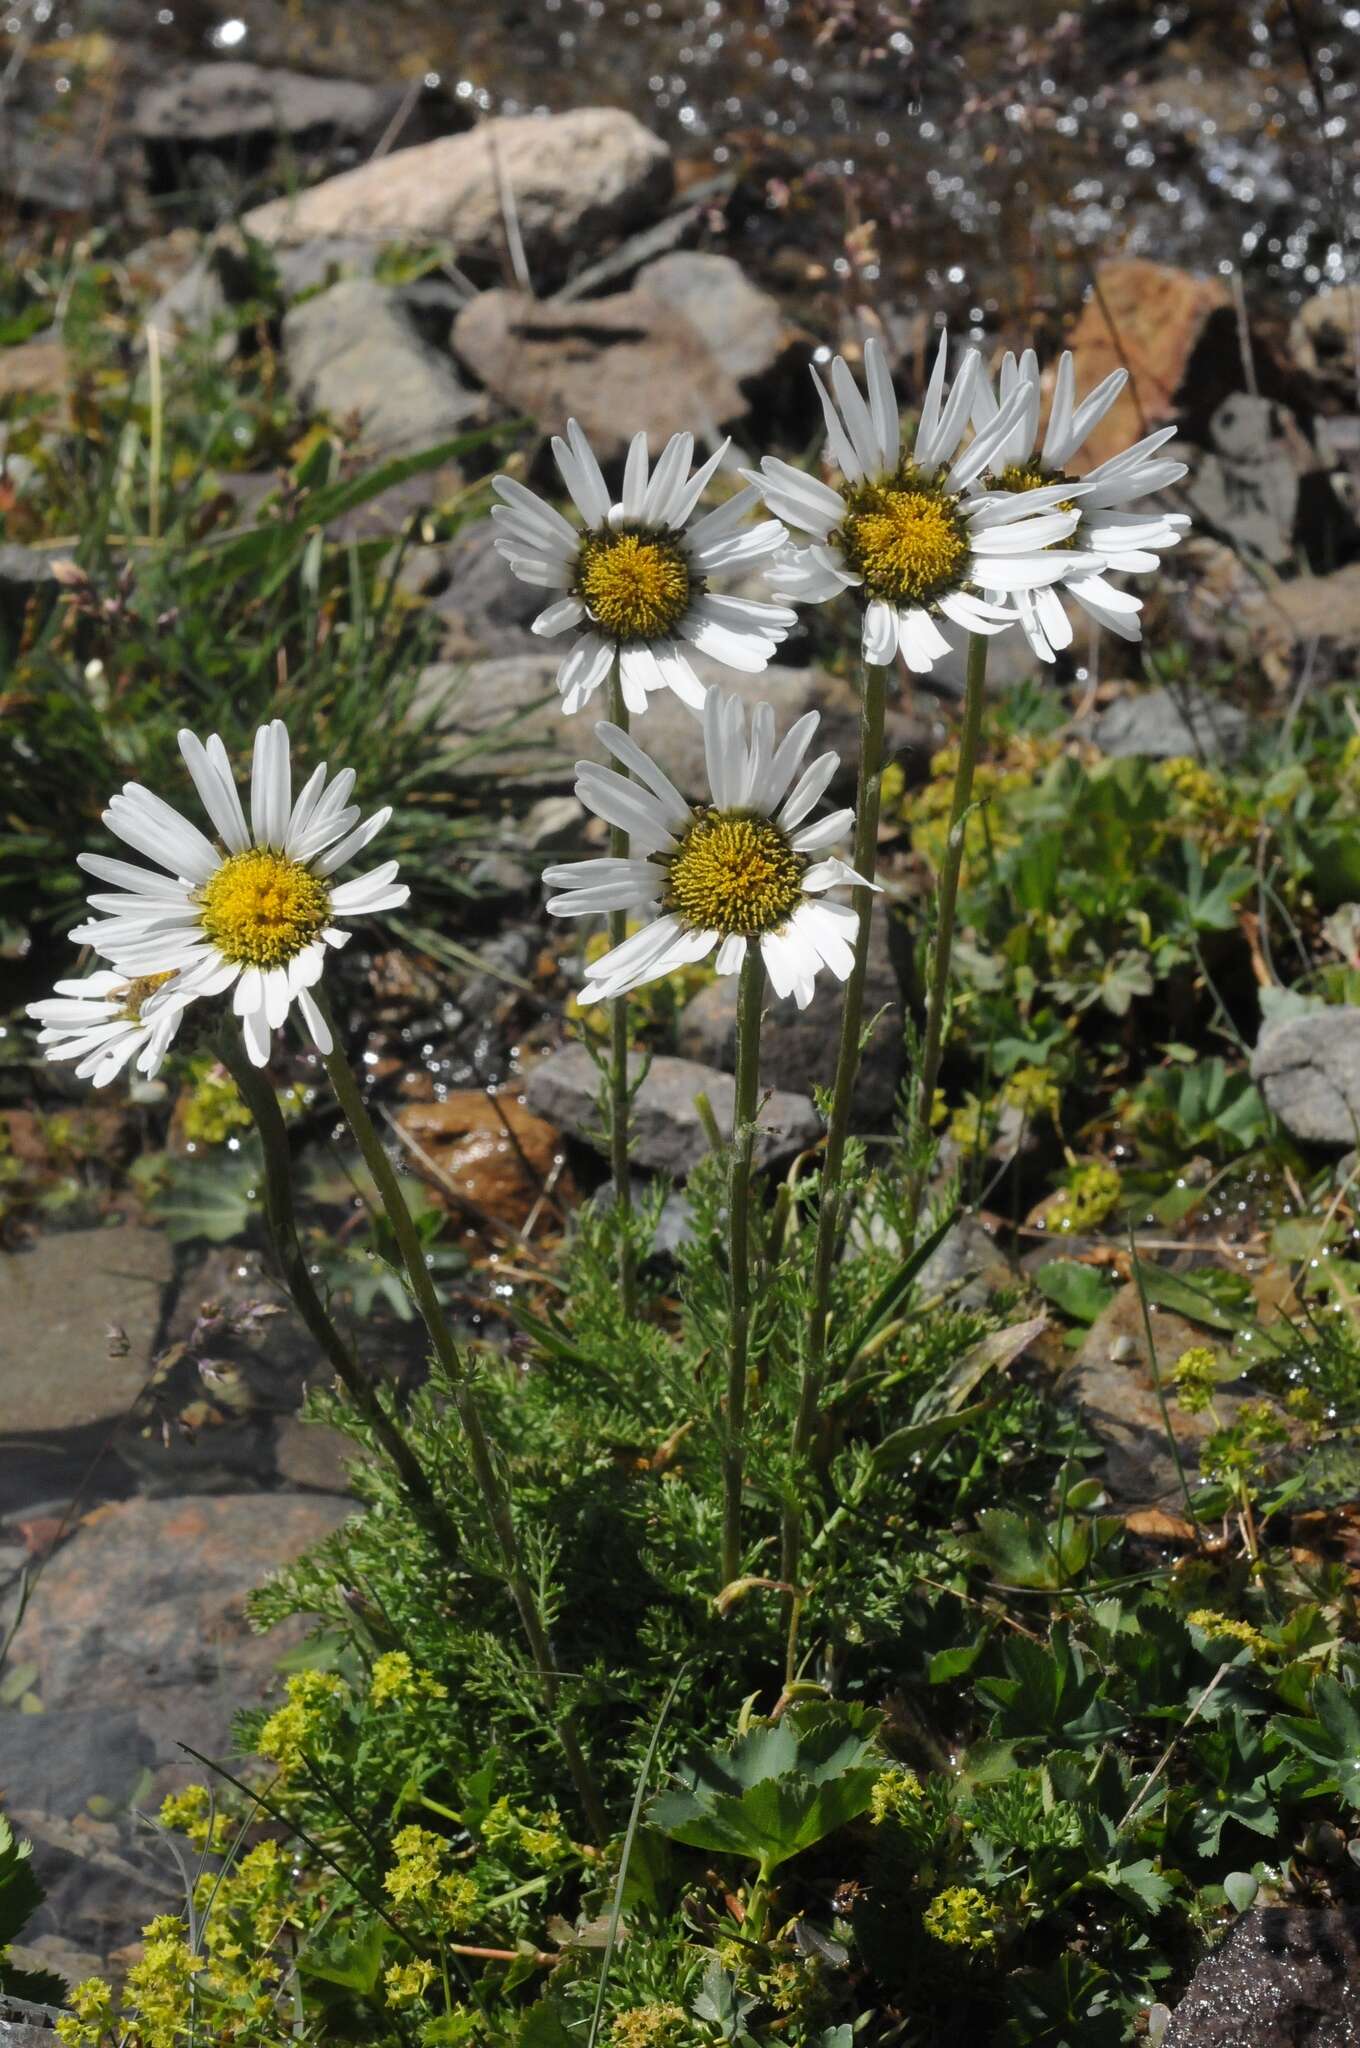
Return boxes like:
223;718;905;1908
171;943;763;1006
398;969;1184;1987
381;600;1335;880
533;596;587;638
862;598;898;666
619;430;650;522
557;634;613;715
179;729;250;853
313;808;393;877
595;722;692;827
863;336;901;473
241;1002;271;1067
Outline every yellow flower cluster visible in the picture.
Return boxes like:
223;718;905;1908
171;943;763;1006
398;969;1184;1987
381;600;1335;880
1171;1346;1220;1417
158;1782;232;1852
481;1795;571;1868
256;1670;348;1773
369;1650;448;1709
384;1959;435;2008
60;1917;207;2048
56;1978;114;2048
869;1765;925;1826
922;1885;1002;1950
609;2003;690;2048
1044;1160;1121;1234
383;1824;478;1930
1186;1610;1271;1659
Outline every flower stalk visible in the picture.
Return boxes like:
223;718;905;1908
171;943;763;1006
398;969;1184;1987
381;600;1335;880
900;628;989;1235
606;662;638;1319
780;659;888;1659
721;945;766;1590
273;990;607;1842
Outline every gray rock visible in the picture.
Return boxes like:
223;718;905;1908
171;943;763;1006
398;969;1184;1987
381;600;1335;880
678;905;902;1127
1252;1007;1360;1147
134;61;394;148
522;795;587;853
413;651;927;797
0;1227;171;1436
1184;394;1304;567
0;1997;63;2048
1243;559;1360;683
1082;685;1251;762
633;251;809;397
452;286;744;463
912;1214;1015;1312
467;851;536;900
3;1493;353;1965
283;278;488;458
1291;282;1360;391
416;518;548;660
523;1047;819;1177
557;202;706;303
1163;1906;1360;2047
0;546;64;632
245;108;673;283
0;114;115;214
270;1415;355;1493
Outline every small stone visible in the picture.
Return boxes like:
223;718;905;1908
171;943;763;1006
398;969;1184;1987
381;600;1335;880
467;852;536;900
523;1047;819;1178
270;1415;355;1494
678;906;901;1126
1291;283;1360;392
909;1215;1014;1312
1163;1906;1360;2046
1242;560;1360;685
0;1227;171;1436
1063;260;1232;470
1251;1007;1360;1148
632;250;809;397
134;61;396;150
1081;685;1250;762
1184;394;1304;567
0;337;68;402
283;278;488;459
522;795;587;853
245;108;673;283
452;286;744;461
413;651;928;796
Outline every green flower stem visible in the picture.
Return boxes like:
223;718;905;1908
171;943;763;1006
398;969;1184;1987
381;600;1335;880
721;945;766;1590
216;1027;462;1562
900;628;989;1233
607;662;638;1319
310;991;608;1842
780;657;888;1665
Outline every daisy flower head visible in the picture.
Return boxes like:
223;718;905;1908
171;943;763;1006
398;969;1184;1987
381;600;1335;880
972;347;1191;658
544;687;875;1010
69;720;409;1069
751;333;1098;675
26;969;191;1087
490;421;797;717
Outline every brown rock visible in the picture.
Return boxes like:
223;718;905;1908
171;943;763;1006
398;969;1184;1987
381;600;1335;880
1164;1906;1360;2047
396;1092;571;1231
632;250;810;400
1242;560;1360;688
1063;260;1231;469
244;108;672;278
1065;1281;1259;1508
452;287;744;461
1290;282;1360;393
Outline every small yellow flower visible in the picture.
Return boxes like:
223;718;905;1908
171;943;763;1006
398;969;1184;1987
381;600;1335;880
384;1959;435;2009
481;1795;571;1868
609;2003;690;2048
157;1783;232;1852
1171;1346;1219;1417
870;1766;925;1825
1187;1610;1270;1659
369;1650;447;1708
923;1885;1001;1950
256;1670;347;1773
56;1978;114;2048
1045;1160;1121;1234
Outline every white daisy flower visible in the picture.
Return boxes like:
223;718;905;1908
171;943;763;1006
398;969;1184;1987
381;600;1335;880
490;420;797;716
972;347;1191;658
544;687;876;1010
67;720;410;1069
26;969;191;1087
750;333;1098;674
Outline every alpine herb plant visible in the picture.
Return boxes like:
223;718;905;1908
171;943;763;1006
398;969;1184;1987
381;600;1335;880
39;327;1358;2048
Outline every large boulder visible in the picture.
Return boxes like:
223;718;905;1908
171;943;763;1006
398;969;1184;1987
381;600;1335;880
1252;1008;1360;1148
0;1226;170;1441
134;61;401;162
452;286;743;462
1079;684;1250;762
1163;1907;1360;2046
412;651;930;796
632;251;811;407
523;1048;819;1178
283;278;487;458
245;108;673;282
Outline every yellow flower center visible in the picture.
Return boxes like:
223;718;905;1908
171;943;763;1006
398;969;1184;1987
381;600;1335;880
198;849;331;967
837;469;970;605
993;459;1078;518
577;529;692;642
664;811;806;938
117;970;176;1021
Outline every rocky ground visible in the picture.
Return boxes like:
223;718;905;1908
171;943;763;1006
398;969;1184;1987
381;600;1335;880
4;2;1360;2037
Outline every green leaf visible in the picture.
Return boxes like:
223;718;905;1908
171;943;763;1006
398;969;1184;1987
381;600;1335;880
1035;1260;1116;1326
649;1703;881;1877
517;2003;576;2048
295;1916;386;1995
843;1208;959;1363
1224;1871;1259;1913
1275;1677;1360;1808
1098;1857;1172;1914
1132;1262;1245;1334
149;1145;262;1245
0;1815;43;1951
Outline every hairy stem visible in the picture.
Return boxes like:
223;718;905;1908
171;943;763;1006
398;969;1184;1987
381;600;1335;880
311;991;608;1841
900;629;989;1232
721;947;766;1589
607;663;638;1319
780;658;888;1669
